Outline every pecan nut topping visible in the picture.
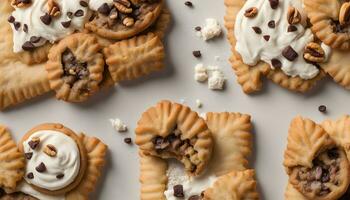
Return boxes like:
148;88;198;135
123;17;135;27
114;1;133;14
287;6;301;25
47;0;61;17
11;0;31;8
303;42;325;63
340;2;350;26
43;144;57;157
244;7;258;18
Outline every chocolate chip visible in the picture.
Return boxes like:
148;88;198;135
25;152;33;160
192;50;202;58
23;24;28;33
184;1;193;7
98;3;111;16
35;162;46;173
29;36;41;43
26;172;34;179
263;35;270;41
28;139;39;149
61;20;71;28
282;46;298;61
79;0;88;7
56;173;64;179
195;26;201;31
189;195;201;200
318;105;327;113
173;185;184;198
288;25;297;32
271;58;282;68
269;0;279;9
8;16;15;23
252;26;262;34
67;11;73;19
14;22;21;31
74;9;84;17
124;138;132;144
268;20;275;28
40;13;52;25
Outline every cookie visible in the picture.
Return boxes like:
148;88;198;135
202;170;259;200
0;192;37;200
18;123;88;196
103;32;165;82
285;183;308;200
224;0;326;93
304;0;350;50
86;0;164;40
284;116;350;199
46;33;105;103
146;8;171;40
135;100;213;176
0;125;25;191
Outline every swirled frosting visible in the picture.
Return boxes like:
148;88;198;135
234;0;323;79
10;0;90;52
23;130;80;191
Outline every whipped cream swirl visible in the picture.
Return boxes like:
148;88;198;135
10;0;90;52
89;0;114;11
23;130;80;191
234;0;322;79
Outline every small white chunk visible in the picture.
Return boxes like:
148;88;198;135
200;18;222;41
110;118;128;132
194;63;208;82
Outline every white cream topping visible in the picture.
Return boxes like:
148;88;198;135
17;181;65;200
89;0;114;11
164;160;217;200
10;0;90;52
234;0;321;79
23;130;80;191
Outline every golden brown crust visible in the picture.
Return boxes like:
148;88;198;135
146;8;171;40
18;123;87;196
0;192;37;200
285;182;308;200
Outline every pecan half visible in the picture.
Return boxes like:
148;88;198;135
114;1;133;14
47;0;61;17
43;144;57;157
244;7;258;18
123;17;135;26
303;42;325;63
340;2;350;26
11;0;31;8
287;6;301;25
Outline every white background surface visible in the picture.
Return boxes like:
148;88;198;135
1;0;350;199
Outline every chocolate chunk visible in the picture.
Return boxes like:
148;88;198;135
271;58;282;68
268;20;275;28
98;3;111;16
173;185;184;198
7;16;15;23
288;25;297;32
189;195;201;200
184;1;193;7
269;0;279;9
74;9;84;17
252;26;262;34
263;35;270;41
28;139;40;149
40;13;52;25
153;136;170;150
35;162;46;173
67;11;73;19
327;148;339;159
25;152;33;160
26;172;34;179
192;50;202;58
23;24;28;33
282;46;298;61
79;0;88;7
124;138;132;144
30;36;41;43
14;22;21;31
56;173;65;179
195;26;201;31
61;20;71;28
318;105;327;113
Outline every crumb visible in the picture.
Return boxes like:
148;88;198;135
208;67;225;90
124;138;133;144
194;63;208;82
318;105;327;113
196;99;202;108
110;118;128;132
184;1;193;7
198;18;222;41
199;112;207;119
192;50;202;58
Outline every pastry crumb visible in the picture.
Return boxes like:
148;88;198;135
110;118;128;132
196;99;202;108
198;18;222;41
208;66;225;90
194;63;208;82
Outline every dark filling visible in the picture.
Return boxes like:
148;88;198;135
294;148;341;197
152;126;199;173
61;49;90;93
0;188;4;197
331;20;349;33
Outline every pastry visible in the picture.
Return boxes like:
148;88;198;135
46;33;105;102
86;0;164;40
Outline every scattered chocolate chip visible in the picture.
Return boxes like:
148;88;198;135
271;58;282;68
25;152;33;160
7;16;15;23
67;11;73;19
269;0;279;9
184;1;193;7
23;24;28;33
26;172;34;179
74;9;84;17
173;185;184;198
195;26;201;31
282;46;298;61
192;50;202;58
318;105;327;113
288;25;297;32
61;20;71;28
189;195;201;200
252;26;262;34
30;36;41;43
14;22;21;31
35;162;46;173
98;3;111;16
28;138;40;149
263;35;270;41
40;13;52;25
79;0;88;7
124;138;132;144
268;20;275;28
56;173;65;179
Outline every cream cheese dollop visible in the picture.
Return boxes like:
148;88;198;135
10;0;90;52
23;130;80;191
234;0;321;79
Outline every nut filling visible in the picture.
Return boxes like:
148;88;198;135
61;49;90;95
292;148;346;197
152;126;201;174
